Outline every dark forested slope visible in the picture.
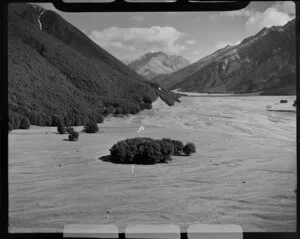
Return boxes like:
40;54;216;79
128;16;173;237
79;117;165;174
8;3;179;128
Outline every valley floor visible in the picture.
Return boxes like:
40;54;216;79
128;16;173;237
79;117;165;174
9;95;296;232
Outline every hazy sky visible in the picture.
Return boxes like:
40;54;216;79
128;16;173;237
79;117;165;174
36;1;295;63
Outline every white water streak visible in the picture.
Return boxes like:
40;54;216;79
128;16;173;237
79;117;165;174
38;10;46;30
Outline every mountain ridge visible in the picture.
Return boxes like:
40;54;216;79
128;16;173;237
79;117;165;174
161;19;296;95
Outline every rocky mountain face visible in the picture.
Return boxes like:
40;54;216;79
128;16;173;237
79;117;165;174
126;52;190;81
8;3;179;128
162;19;296;95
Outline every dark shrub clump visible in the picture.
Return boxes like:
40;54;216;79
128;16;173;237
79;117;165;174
109;137;174;164
68;131;79;141
280;99;288;103
183;143;196;156
19;117;30;129
9;111;22;129
66;126;74;134
51;115;62;126
57;123;67;134
293;100;297;107
84;121;99;133
141;102;152;110
162;138;184;156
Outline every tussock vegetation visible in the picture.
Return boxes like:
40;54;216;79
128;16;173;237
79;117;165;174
108;137;196;164
8;3;180;129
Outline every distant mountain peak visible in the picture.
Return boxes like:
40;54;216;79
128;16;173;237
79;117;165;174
127;51;190;80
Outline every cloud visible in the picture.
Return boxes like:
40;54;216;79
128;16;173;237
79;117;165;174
273;1;295;16
245;3;295;34
89;26;186;54
193;50;200;55
130;15;144;21
213;1;295;34
185;39;196;45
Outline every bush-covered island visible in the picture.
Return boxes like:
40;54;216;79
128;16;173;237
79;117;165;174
108;137;196;164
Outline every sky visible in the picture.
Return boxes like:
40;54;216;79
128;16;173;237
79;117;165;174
36;1;295;63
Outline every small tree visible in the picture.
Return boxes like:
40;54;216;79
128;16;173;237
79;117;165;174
20;117;30;129
10;112;21;129
66;126;74;134
84;121;99;133
51;115;62;126
293;100;297;107
183;143;196;156
57;123;67;134
68;131;79;141
97;114;104;123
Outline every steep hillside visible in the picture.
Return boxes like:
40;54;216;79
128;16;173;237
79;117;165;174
127;52;190;80
160;45;236;89
8;3;179;129
162;20;296;95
